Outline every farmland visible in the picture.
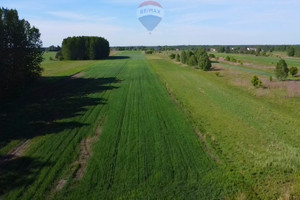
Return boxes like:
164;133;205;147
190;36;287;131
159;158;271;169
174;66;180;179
1;51;300;199
148;52;300;199
213;52;300;68
0;52;241;199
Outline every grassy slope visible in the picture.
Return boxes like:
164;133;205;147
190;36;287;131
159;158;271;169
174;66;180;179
148;55;300;199
59;52;248;200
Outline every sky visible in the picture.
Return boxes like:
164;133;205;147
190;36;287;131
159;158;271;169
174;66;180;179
2;0;300;47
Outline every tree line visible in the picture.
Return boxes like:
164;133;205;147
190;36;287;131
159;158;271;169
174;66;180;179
61;36;110;60
169;49;211;71
0;8;43;98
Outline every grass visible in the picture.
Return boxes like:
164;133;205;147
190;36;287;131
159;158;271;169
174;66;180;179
54;52;249;199
1;52;249;200
148;54;300;199
213;52;300;68
42;52;57;63
1;51;299;199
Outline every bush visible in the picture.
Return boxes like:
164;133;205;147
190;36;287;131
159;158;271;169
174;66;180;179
198;51;211;71
287;47;295;57
188;55;198;66
181;51;187;64
62;36;110;60
289;66;298;77
269;76;273;82
169;53;176;59
215;72;220;77
0;8;43;98
55;51;64;61
209;54;216;58
251;75;262;87
275;59;289;81
230;57;237;62
176;54;180;62
145;49;153;54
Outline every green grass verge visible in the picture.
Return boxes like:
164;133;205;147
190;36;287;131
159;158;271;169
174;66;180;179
213;52;300;68
148;55;300;199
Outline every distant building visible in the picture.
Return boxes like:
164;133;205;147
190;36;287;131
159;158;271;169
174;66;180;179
210;48;217;52
247;47;257;51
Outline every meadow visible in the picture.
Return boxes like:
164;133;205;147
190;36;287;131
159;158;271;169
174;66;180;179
213;52;300;68
149;52;300;199
0;51;299;199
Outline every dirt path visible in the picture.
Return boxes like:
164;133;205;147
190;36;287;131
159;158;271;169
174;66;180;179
0;139;31;166
55;122;104;192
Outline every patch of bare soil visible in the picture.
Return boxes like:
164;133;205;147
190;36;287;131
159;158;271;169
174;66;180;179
0;140;31;166
71;72;85;79
194;129;222;164
55;122;104;192
75;125;102;180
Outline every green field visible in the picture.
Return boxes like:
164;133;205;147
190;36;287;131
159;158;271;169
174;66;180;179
1;51;299;199
213;52;300;68
148;54;300;199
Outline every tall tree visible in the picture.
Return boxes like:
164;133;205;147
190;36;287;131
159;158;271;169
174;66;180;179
275;59;289;81
197;49;211;71
62;36;109;60
181;51;187;64
0;8;43;98
287;46;295;57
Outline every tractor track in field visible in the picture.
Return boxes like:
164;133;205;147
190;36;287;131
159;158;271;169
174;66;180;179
0;139;31;166
54;62;127;192
194;129;222;164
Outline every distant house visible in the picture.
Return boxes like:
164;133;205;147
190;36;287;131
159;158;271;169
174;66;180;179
247;47;257;51
210;48;217;52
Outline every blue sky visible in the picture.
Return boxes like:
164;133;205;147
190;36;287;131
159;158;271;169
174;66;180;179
3;0;300;46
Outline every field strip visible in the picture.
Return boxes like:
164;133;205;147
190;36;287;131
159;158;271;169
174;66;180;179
0;55;129;200
147;55;300;199
57;52;249;200
215;62;274;76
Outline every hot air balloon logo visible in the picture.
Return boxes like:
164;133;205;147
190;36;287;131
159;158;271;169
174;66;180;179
137;1;164;33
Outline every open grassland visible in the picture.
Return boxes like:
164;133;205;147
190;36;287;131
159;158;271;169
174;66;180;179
0;52;252;199
52;52;247;200
213;52;300;68
148;54;300;199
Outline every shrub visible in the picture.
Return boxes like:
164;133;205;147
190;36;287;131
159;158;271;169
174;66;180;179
188;55;198;66
198;51;211;71
275;59;289;81
230;57;237;62
287;47;295;57
251;75;262;87
55;51;64;60
181;51;187;64
215;72;220;77
176;54;180;62
145;49;153;54
169;53;176;59
289;67;298;77
269;76;273;82
209;54;216;58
